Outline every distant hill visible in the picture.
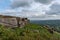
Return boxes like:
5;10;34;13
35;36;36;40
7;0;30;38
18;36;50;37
30;20;60;26
30;20;60;32
0;23;60;40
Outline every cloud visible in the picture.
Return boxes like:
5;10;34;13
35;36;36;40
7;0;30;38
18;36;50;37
46;3;60;15
11;0;53;9
1;0;60;20
35;0;53;4
11;0;33;8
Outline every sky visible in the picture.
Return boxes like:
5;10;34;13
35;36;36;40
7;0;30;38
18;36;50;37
0;0;60;20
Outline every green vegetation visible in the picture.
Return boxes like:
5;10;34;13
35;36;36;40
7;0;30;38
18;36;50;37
0;24;60;40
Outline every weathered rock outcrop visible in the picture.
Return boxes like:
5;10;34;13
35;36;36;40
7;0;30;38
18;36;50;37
44;25;54;34
0;15;29;28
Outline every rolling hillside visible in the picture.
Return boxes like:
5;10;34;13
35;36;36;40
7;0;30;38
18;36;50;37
0;24;60;40
30;20;60;32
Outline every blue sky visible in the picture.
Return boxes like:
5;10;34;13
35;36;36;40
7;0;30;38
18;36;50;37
0;0;60;20
0;0;11;11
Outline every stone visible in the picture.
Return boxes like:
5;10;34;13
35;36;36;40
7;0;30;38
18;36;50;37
0;15;29;28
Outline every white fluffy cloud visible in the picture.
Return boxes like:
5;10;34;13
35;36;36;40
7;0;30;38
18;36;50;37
0;0;60;20
10;0;53;8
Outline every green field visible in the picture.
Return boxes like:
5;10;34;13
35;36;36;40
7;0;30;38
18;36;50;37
0;24;60;40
